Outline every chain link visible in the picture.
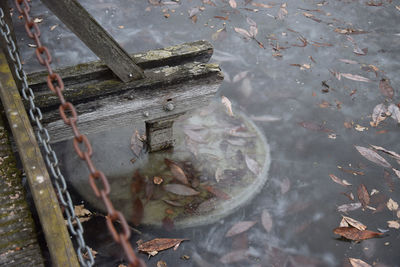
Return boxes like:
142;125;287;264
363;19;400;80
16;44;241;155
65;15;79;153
11;1;144;266
0;6;95;267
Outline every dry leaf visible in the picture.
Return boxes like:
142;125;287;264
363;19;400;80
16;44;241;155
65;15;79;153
33;17;43;23
153;176;163;185
138;238;187;255
221;96;234;116
342;216;367;231
245;155;260;175
349;258;371;267
387;220;400;229
355;146;391;168
165;159;189;185
157;260;168;267
337;202;362;213
340;218;349;227
229;0;237;8
354;124;368;131
357;184;370;207
261;209;273;232
333;227;383;241
329;174;352;186
234;27;252;39
75;204;92;217
226;221;257;237
252;2;274;8
130;130;143;157
379;78;394;98
393;168;400;179
370;145;400;160
277;3;288;20
50;24;58;31
370;104;388;127
387;198;399;211
164;184;200;196
341;73;372;83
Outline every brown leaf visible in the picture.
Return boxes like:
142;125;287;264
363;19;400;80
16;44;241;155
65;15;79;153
138;238;187;254
219;249;248;264
341;73;372;83
349;258;371;267
357;184;370;207
379;78;394;98
333;227;383;241
370;104;388;127
329;174;352;187
370;145;400;161
132;197;144;226
163;184;200;196
157;260;168;267
261;209;273;232
226;221;257;237
205;185;231;200
245;155;260;175
252;2;274;8
165;159;189;185
355;146;391;168
342;216;367;231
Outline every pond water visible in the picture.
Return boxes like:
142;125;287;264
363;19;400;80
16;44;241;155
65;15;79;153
10;0;400;266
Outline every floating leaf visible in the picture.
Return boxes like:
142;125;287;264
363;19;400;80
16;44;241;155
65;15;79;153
379;78;394;98
252;2;274;8
226;221;257;237
355;146;391;168
234;27;252;39
370;104;388;127
164;184;200;196
370;145;400;160
261;209;273;232
337;202;362;213
333;227;383;241
277;3;288;20
246;17;257;27
349;258;371;267
339;59;358;64
388;104;400;123
220;249;248;264
132;197;144;226
329;174;352;186
341;73;372;83
221;96;234;116
229;0;237;8
387;198;399;211
245;155;260;175
357;184;370;207
393;168;400;179
138;238;187;255
342;216;367;231
387;220;400;229
165;159;189;185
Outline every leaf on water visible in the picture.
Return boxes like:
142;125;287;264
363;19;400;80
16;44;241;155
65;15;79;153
277;3;288;20
342;216;367;231
234;27;252;39
370;145;400;160
329;174;352;186
246;17;257;27
164;184;200;196
355;146;391;168
393;168;400;179
220;249;248;264
387;198;399;211
340;218;349;227
221;96;234;116
157;260;168;267
349;258;372;267
357;184;370;207
252;2;274;8
245;155;260;175
388;104;400;123
333;227;383;241
337;202;362;213
188;7;200;17
370;104;388;127
387;220;400;229
249;25;258;38
132;197;144;226
261;209;273;232
138;238;187;255
165;159;189;185
229;0;237;8
130;130;143;157
339;59;358;64
205;185;231;200
379;78;394;98
250;114;282;122
226;221;257;237
341;73;372;83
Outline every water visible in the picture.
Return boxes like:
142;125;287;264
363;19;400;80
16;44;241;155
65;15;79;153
10;0;400;266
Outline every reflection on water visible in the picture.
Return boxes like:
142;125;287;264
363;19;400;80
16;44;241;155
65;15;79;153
11;0;400;266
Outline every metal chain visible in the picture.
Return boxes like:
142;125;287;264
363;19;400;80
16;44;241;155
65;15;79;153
12;1;144;266
0;6;95;267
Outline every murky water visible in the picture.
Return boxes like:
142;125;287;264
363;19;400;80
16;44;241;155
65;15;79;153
10;0;400;266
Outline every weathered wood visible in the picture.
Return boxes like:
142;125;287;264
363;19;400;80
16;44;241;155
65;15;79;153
0;113;45;266
0;52;79;267
146;113;182;152
40;0;144;82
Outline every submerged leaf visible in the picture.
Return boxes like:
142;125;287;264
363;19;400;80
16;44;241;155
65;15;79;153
164;184;200;196
379;78;394;98
226;221;257;237
165;159;189;185
261;209;273;232
220;249;248;264
333;227;383;241
341;73;372;83
205;185;231;200
138;238;187;254
130;130;143;157
132;197;144;226
245;155;260;175
234;27;252;39
355;146;391;168
357;184;370;207
221;96;234;116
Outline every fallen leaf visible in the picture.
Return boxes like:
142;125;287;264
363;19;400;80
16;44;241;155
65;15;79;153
357;184;370;207
138;238;187;255
387;198;399;211
205;185;231;200
252;2;274;8
153;176;163;185
164;159;189;185
329;174;352;186
388;104;400;123
387;220;400;229
261;209;273;232
339;59;358;64
370;104;388;127
337;202;362;213
379;78;394;98
33;17;43;23
229;0;237;8
340;218;349;227
349;258;371;267
50;24;58;31
277;3;288;20
333;227;383;241
188;7;200;17
220;249;248;264
234;27;252;39
342;216;367;231
132;197;144;226
164;184;200;196
130;130;143;157
226;221;257;237
245;155;260;175
354;124;368;131
370;145;400;160
75;204;92;217
341;73;372;83
163;199;184;207
221;96;234;116
355;146;391;168
157;260;168;267
393;168;400;179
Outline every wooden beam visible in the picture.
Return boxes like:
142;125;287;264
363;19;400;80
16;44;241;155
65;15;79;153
0;52;79;267
39;0;144;82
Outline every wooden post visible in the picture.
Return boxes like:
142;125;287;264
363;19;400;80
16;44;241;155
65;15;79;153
39;0;144;82
0;52;79;267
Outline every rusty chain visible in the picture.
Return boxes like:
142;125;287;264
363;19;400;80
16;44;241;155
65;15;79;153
14;1;144;266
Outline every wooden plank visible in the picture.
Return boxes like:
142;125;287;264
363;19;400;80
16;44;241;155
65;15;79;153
0;52;79;267
40;0;144;82
0;113;45;266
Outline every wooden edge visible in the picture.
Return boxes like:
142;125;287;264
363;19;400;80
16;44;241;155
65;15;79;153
0;52;79;267
27;40;214;87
